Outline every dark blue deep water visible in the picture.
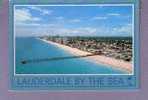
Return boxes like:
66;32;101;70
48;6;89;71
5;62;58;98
15;37;125;74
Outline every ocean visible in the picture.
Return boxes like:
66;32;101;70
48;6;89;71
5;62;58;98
15;37;125;74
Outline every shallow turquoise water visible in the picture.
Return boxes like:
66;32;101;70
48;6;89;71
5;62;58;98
15;37;125;74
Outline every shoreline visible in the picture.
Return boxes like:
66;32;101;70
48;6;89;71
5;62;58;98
39;38;133;74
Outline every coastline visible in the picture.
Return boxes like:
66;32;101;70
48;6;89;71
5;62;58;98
39;38;133;74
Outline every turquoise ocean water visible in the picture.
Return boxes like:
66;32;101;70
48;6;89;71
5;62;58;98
15;37;125;74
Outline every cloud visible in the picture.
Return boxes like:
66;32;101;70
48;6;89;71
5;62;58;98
69;19;81;23
15;23;132;37
15;12;132;38
108;13;121;16
92;16;107;20
55;16;64;20
15;23;99;37
28;6;53;15
54;27;98;36
14;8;41;22
16;23;57;28
54;17;81;23
16;23;41;26
112;24;132;35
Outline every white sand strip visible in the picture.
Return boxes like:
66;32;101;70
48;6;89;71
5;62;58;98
39;38;133;74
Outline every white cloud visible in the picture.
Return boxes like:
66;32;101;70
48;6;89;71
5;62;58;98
108;13;121;16
112;24;132;36
15;23;99;37
55;16;64;20
14;8;41;22
55;27;98;36
92;16;107;20
16;23;57;27
16;23;40;26
28;6;53;15
15;21;132;37
69;19;81;23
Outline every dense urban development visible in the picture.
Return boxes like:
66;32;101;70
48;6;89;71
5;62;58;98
40;36;132;62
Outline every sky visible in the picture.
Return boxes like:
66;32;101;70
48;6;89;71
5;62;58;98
14;5;133;37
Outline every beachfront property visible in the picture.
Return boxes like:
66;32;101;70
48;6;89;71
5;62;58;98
14;5;134;74
41;36;132;62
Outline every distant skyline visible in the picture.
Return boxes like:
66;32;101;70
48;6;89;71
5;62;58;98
14;5;134;37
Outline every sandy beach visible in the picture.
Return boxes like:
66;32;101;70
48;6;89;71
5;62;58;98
39;38;133;74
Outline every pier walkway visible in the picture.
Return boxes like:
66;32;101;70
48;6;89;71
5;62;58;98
21;54;99;64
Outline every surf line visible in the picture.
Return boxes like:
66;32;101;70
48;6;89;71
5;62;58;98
21;54;100;64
